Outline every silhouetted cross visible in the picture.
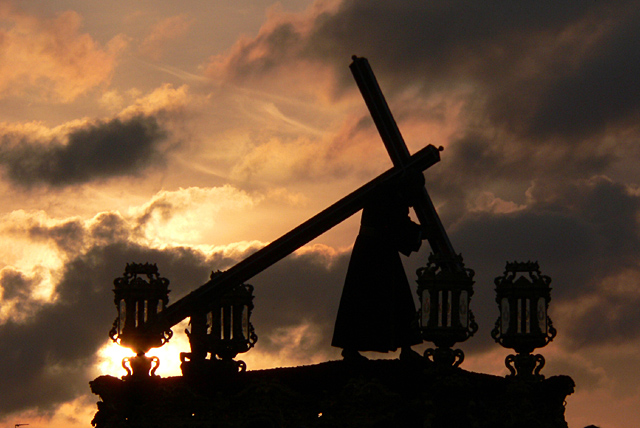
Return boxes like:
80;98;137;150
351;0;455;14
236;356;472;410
147;57;456;335
350;56;460;270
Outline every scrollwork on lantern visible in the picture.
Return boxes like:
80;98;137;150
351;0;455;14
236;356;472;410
108;263;173;379
180;270;258;376
416;253;477;367
206;281;258;362
491;261;556;379
123;355;160;379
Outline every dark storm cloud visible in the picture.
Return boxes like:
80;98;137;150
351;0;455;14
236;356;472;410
390;176;640;355
0;267;39;301
0;210;216;416
564;280;640;350
210;0;640;258
445;176;640;350
0;114;168;188
220;1;640;143
0;240;214;417
27;218;87;253
423;131;619;225
515;9;640;140
19;212;132;256
0;209;352;417
250;249;349;355
3;178;638;418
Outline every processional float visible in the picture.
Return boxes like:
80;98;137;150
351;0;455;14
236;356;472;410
107;56;554;378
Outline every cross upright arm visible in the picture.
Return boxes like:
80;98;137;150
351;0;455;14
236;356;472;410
350;56;461;272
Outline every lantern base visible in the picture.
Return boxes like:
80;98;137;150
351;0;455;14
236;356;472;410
424;346;464;367
122;353;160;380
506;352;545;379
180;352;247;379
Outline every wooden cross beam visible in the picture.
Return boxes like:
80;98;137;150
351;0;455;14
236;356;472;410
350;56;462;272
151;144;442;332
146;56;455;335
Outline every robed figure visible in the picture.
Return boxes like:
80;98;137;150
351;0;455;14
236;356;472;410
332;183;423;361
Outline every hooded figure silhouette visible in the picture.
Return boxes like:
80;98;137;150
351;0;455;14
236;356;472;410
332;182;423;359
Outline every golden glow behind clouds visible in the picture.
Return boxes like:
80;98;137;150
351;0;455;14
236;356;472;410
2;2;640;428
0;8;126;101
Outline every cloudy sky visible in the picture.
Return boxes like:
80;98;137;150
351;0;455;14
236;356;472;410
1;1;639;427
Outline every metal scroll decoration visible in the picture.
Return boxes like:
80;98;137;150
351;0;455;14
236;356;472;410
491;261;556;379
417;253;478;367
109;263;173;378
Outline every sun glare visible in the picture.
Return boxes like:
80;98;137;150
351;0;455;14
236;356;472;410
96;320;191;378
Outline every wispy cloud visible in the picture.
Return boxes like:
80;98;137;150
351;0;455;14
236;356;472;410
138;14;194;61
0;7;127;101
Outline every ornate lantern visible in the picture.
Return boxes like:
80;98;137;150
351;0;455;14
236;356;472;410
181;271;257;375
416;253;477;367
491;261;556;378
109;263;173;379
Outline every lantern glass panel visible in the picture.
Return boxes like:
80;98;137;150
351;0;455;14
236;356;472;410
421;292;431;327
231;304;241;340
222;306;233;340
459;290;468;328
230;305;236;340
537;298;547;333
206;311;213;335
517;299;522;334
446;290;452;327
242;305;249;340
118;300;126;336
218;308;224;339
501;297;510;335
135;301;141;327
437;291;443;327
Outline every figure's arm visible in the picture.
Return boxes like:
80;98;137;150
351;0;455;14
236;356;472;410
397;220;422;257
